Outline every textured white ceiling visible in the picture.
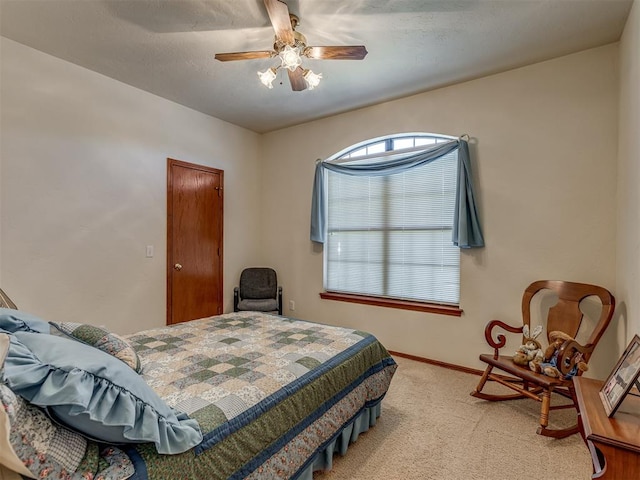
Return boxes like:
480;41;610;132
0;0;633;133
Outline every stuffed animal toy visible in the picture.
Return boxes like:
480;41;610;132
513;325;544;367
529;330;589;379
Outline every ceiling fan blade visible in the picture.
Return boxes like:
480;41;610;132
288;67;307;91
263;0;294;45
305;46;368;60
214;51;274;61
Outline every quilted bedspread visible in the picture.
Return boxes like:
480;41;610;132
123;312;397;480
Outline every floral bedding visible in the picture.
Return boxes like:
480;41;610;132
2;311;396;480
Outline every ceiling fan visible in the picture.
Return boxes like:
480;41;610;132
214;0;368;91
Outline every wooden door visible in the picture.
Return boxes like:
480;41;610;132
167;158;223;325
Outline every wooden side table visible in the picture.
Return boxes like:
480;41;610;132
574;376;640;478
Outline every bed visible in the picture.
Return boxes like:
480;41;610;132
0;309;397;480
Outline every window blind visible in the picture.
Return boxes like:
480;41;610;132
325;149;460;304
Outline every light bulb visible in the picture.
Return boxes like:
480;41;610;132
279;45;302;72
303;69;322;90
257;68;277;89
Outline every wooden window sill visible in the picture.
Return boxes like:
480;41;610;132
319;291;462;316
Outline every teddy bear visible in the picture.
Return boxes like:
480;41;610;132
513;324;544;367
529;330;588;379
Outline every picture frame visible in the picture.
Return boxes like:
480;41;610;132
599;334;640;417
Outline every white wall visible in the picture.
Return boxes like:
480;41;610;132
0;38;263;334
0;5;4;284
0;35;627;377
260;45;620;377
617;2;640;346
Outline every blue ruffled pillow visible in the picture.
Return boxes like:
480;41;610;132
3;331;202;454
0;308;50;334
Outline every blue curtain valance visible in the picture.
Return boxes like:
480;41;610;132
310;138;484;248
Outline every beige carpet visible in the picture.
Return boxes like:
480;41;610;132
314;356;593;480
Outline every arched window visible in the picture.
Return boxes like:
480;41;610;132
323;133;460;306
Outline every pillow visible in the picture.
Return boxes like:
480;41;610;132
3;331;202;454
50;321;142;373
0;308;49;334
0;384;135;480
0;333;33;479
0;381;88;479
1;333;134;480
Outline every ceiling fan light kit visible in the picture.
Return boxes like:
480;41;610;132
279;44;302;71
257;67;278;89
215;0;367;92
302;69;322;90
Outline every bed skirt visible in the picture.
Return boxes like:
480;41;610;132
296;402;381;480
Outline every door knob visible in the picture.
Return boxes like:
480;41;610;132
174;263;182;271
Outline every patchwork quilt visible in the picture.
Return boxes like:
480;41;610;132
123;312;397;480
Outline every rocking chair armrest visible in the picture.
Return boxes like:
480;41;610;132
557;340;594;377
484;320;524;356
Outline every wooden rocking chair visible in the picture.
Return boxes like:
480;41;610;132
470;280;615;438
